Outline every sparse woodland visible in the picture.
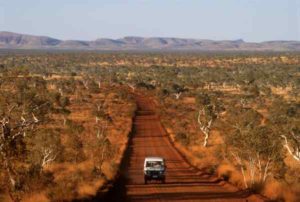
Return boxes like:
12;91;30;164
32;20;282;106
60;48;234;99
0;55;136;201
0;51;299;201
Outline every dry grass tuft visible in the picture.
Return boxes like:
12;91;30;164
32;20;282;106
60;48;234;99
23;193;49;202
77;179;105;198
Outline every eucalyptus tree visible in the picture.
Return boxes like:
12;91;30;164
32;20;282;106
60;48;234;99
196;91;224;147
0;76;53;201
225;106;285;189
91;97;115;176
268;99;300;162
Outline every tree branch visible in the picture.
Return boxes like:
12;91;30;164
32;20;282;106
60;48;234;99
281;135;300;161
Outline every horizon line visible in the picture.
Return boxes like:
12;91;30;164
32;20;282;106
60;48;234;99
2;31;300;43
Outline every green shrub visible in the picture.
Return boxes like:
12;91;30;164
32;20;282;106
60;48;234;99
175;132;189;146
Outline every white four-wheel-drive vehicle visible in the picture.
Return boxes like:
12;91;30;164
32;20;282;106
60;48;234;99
144;157;166;184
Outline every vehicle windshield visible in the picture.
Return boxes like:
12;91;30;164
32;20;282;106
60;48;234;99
146;161;163;168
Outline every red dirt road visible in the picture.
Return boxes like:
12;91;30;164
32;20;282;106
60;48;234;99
103;95;264;202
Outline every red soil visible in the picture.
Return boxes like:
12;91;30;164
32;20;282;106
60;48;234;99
99;94;265;202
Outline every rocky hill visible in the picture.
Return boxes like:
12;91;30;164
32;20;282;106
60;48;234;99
1;31;300;51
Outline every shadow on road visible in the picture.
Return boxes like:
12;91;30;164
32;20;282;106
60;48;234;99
72;94;266;202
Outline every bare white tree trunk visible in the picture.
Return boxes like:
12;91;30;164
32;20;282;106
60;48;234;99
95;102;104;124
263;157;271;182
58;88;63;96
249;156;256;186
96;122;107;139
32;113;39;123
256;153;262;182
83;80;89;90
95;122;109;175
222;82;227;89
101;122;107;137
240;98;247;108
7;168;16;190
62;115;67;126
96;128;100;139
281;134;300;161
203;131;209;147
174;92;182;100
232;152;248;189
197;109;212;147
41;148;57;169
241;165;247;189
128;84;135;92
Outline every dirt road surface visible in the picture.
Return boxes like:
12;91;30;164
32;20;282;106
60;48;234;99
101;95;265;202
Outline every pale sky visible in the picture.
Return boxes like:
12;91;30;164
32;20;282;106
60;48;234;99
1;0;300;42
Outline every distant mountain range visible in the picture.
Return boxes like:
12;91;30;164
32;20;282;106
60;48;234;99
1;31;300;51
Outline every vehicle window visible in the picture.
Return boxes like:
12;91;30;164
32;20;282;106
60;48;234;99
146;161;163;168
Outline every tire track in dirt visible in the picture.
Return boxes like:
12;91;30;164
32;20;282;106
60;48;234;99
100;94;265;202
